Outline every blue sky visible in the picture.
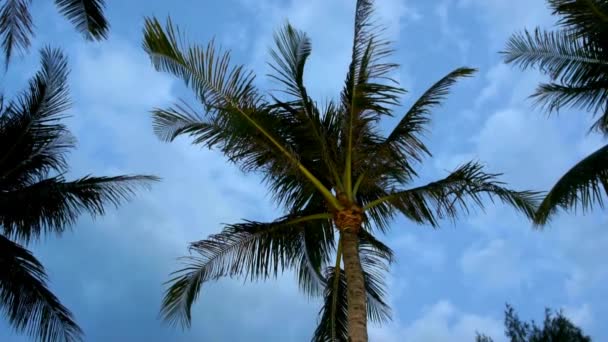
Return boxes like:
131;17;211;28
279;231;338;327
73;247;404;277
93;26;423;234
1;0;607;341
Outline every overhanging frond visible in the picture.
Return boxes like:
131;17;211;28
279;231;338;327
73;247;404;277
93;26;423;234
0;0;33;67
365;162;542;227
54;0;108;41
535;143;608;225
0;175;158;243
503;28;608;88
0;234;83;342
160;212;331;328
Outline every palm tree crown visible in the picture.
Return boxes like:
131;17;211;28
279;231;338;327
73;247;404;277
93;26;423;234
503;0;608;225
0;0;109;66
0;47;157;341
143;1;540;340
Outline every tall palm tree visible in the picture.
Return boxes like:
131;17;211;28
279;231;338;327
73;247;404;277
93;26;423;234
503;0;608;225
0;0;108;65
0;47;157;341
143;1;540;340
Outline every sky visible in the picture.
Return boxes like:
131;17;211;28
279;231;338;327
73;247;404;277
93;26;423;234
1;0;607;341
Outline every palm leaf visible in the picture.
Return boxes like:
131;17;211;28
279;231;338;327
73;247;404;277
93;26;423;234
160;212;331;328
143;16;341;210
365;161;542;227
360;67;477;188
0;0;33;67
535;143;608;224
341;0;405;199
0;47;72;184
54;0;108;41
549;0;608;43
268;23;342;188
503;28;608;91
0;175;158;243
0;234;83;342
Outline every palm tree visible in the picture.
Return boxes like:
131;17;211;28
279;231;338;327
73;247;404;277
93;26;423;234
0;0;108;65
0;47;157;341
143;1;540;340
502;0;608;225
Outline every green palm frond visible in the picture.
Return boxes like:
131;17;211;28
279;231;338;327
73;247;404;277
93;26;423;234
143;17;341;210
0;47;72;184
0;175;158;243
360;67;477;189
0;234;83;342
341;0;405;199
54;0;108;41
0;0;33;67
549;0;608;42
532;81;608;115
268;23;343;188
503;28;608;88
535;143;608;225
365;162;542;227
0;0;108;68
160;213;331;328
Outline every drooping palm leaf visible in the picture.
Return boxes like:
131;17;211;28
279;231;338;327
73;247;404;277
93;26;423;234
160;212;332;328
536;143;608;224
365;162;542;227
0;0;33;67
0;175;158;243
503;28;608;113
549;0;608;42
0;234;83;342
54;0;108;41
503;0;608;224
0;0;108;67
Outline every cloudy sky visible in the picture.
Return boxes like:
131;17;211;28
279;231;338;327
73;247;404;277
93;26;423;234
1;0;607;341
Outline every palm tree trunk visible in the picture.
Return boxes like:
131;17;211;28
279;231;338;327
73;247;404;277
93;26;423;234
341;229;368;342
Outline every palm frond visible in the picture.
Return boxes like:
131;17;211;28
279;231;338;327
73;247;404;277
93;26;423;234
360;67;477;188
503;28;608;92
54;0;108;41
160;212;331;328
0;47;72;185
0;175;158;243
383;67;476;160
549;0;608;43
268;23;342;188
535;143;608;225
0;0;33;67
341;0;405;198
143;16;341;210
531;80;608;114
365;161;542;227
0;234;83;342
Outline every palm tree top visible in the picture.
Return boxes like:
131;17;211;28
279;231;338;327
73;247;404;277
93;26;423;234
142;0;541;339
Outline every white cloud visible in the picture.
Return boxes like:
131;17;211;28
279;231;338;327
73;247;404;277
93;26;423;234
460;239;531;291
372;300;505;342
392;233;446;270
